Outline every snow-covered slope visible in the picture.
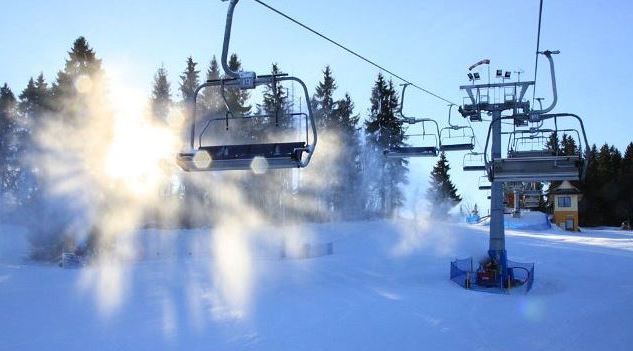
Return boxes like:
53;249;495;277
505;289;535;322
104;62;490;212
1;220;632;351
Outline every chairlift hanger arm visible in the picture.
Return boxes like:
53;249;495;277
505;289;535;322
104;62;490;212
530;50;560;116
221;0;242;79
447;104;459;129
398;82;442;146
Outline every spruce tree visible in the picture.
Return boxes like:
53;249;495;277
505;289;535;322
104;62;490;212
546;132;560;154
201;56;223;115
594;144;622;225
18;74;51;202
311;66;337;129
560;133;578;156
621;143;633;223
177;57;202;227
260;63;290;119
579;144;600;226
179;56;200;102
50;37;104;121
223;54;251;116
333;93;364;218
364;73;408;216
248;63;292;219
150;65;172;122
0;84;19;197
426;152;461;217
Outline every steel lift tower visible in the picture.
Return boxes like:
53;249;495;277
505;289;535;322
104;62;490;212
454;51;561;290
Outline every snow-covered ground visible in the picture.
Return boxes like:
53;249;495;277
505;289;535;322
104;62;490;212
1;218;633;350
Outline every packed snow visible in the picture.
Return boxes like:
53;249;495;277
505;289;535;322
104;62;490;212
1;217;632;350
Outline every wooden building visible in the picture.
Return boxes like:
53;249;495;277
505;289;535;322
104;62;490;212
549;181;582;231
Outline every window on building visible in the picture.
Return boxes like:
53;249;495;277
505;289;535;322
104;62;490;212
557;196;572;208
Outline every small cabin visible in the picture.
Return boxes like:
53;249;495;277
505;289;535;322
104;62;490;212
549;181;582;231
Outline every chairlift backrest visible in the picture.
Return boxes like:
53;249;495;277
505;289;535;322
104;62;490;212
439;105;476;152
478;175;491;191
463;152;486;172
439;125;476;152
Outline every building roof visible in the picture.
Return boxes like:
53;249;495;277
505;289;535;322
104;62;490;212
550;188;582;195
549;180;582;195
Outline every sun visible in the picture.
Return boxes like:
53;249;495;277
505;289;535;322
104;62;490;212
101;73;182;199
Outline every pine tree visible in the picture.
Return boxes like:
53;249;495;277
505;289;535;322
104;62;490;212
150;65;172;122
177;57;202;227
311;66;337;129
0;84;19;198
200;56;223;115
50;37;104;121
260;63;290;119
179;57;200;102
622;143;633;175
244;63;294;220
17;74;51;202
333;93;364;219
560;133;578;156
579;144;600;226
223;54;251;116
426;152;462;218
15;76;35;114
594;144;622;225
364;73;408;216
621;143;633;223
546;132;560;154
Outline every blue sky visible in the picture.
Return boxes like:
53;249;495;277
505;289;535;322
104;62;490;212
1;0;632;212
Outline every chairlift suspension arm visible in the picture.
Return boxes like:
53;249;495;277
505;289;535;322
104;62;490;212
531;51;559;116
221;0;241;79
397;82;441;148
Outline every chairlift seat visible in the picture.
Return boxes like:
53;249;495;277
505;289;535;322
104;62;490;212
178;142;307;171
384;146;438;158
491;155;583;182
524;199;540;208
479;185;492;191
522;190;543;196
508;150;556;159
440;143;475;152
463;165;487;172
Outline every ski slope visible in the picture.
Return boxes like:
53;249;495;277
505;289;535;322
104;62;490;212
1;219;632;350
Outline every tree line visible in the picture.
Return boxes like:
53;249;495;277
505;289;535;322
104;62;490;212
546;132;633;227
1;36;466;251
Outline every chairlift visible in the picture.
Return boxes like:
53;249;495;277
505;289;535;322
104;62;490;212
383;83;440;158
478;175;491;191
439;105;476;152
484;113;589;182
463;152;486;172
177;0;317;172
523;195;540;209
522;189;543;196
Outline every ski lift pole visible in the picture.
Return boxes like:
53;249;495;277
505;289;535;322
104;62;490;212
489;109;508;284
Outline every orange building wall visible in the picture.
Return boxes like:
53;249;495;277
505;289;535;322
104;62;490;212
553;210;579;231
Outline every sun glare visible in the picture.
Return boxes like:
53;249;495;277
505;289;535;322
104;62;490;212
102;74;181;199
